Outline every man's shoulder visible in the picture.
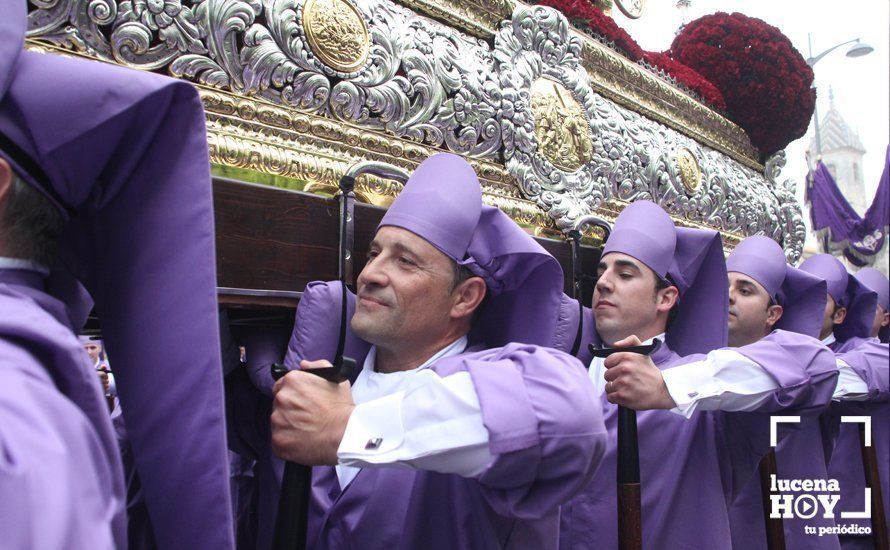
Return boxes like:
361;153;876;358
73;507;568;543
430;342;586;377
0;286;81;362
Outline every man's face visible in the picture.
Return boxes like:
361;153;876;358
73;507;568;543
820;294;846;340
350;226;459;349
592;252;675;345
83;342;102;363
727;272;781;347
869;305;889;338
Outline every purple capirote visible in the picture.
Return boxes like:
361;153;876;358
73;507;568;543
855;267;890;342
0;3;234;547
601;200;729;356
799;254;878;342
727;235;828;338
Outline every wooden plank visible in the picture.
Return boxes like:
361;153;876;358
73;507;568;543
214;177;602;310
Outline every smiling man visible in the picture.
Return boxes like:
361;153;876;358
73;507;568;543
558;202;838;550
270;153;607;548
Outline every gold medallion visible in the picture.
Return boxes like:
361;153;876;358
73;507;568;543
530;78;593;172
676;147;702;193
302;0;370;73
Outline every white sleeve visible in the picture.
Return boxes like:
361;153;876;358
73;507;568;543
107;372;117;397
832;358;870;401
337;371;493;478
661;349;779;418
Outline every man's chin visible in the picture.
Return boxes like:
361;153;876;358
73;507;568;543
351;317;387;345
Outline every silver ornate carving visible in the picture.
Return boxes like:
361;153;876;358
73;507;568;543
764;150;806;263
26;0;503;159
497;4;805;258
26;0;805;257
496;5;610;227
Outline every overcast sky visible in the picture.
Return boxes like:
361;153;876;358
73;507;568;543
614;0;889;202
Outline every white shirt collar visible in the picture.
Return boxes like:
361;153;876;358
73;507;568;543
362;335;469;376
0;256;49;276
821;333;836;346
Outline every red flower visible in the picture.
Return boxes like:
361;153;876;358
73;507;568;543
535;0;644;60
670;12;816;158
643;52;727;111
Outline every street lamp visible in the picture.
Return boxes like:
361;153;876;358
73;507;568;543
807;35;874;158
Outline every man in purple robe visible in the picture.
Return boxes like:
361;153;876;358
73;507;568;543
557;202;838;549
800;256;889;548
0;2;234;547
269;153;607;548
723;236;869;549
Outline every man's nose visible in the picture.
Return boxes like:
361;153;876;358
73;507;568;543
357;258;388;288
595;273;612;294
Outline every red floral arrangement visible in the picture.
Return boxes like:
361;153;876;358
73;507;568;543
670;12;816;158
643;52;727;112
535;0;644;61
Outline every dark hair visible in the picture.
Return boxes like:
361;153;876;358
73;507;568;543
654;275;680;328
2;173;64;266
449;261;475;292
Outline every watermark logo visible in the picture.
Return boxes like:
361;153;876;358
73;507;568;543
768;416;873;537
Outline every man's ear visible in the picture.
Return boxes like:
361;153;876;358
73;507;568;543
451;276;487;321
656;285;679;314
880;307;889;328
833;306;847;326
0;159;13;209
766;304;784;330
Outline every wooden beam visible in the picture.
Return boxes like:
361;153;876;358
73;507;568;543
213;177;601;310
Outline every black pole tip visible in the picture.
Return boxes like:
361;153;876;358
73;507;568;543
270;363;289;381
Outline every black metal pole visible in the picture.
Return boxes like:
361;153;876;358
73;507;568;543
269;163;409;550
588;342;656;550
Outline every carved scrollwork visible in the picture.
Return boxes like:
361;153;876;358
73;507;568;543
25;0;805;257
26;0;503;159
497;4;804;256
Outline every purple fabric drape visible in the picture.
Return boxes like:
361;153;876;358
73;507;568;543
805;147;890;266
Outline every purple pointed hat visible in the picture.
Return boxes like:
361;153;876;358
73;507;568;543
799;254;878;342
727;236;827;338
854;267;890;342
379;153;564;347
0;10;234;548
601;200;728;355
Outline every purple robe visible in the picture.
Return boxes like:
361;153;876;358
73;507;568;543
0;269;125;547
723;235;841;548
826;337;890;547
1;3;235;545
560;321;838;549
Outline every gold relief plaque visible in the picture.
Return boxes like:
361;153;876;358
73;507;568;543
676;147;702;193
302;0;370;72
530;78;593;172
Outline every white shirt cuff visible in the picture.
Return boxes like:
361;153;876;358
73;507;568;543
832;358;870;401
337;372;492;478
662;359;721;418
661;349;779;418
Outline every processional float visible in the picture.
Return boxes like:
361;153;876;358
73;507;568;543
24;0;824;547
